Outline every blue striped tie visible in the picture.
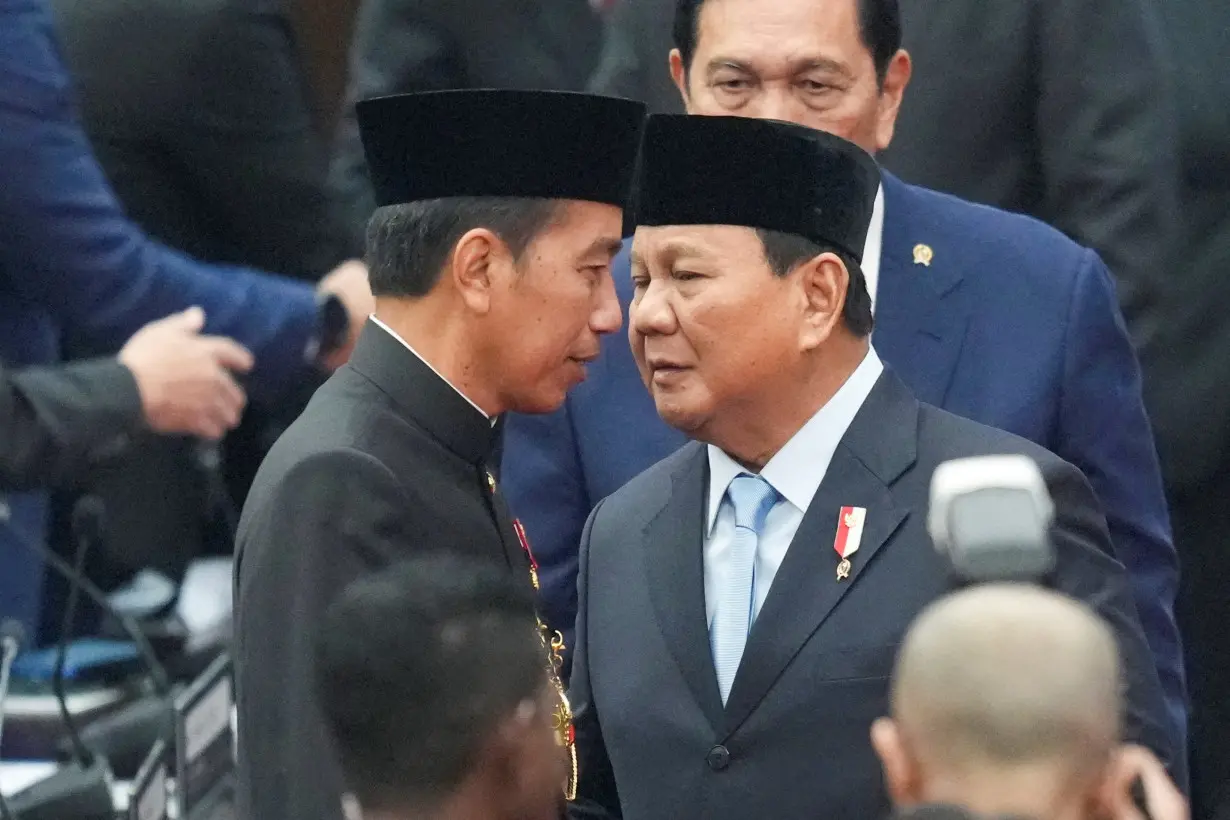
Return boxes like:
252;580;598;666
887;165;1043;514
712;474;779;705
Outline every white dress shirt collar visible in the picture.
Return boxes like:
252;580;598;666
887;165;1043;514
705;347;885;535
368;315;491;421
863;184;885;311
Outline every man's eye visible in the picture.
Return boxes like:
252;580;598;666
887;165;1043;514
800;79;831;93
673;271;703;282
714;79;751;91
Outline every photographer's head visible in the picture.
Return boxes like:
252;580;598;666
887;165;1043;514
872;585;1121;820
314;556;564;820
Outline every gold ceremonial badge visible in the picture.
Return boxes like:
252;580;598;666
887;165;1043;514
913;243;934;266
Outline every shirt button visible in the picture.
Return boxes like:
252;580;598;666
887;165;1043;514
706;745;731;771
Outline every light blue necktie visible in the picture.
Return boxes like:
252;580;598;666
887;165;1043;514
712;474;780;705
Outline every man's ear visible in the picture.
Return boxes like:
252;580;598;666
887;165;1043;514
450;228;510;314
875;49;913;152
871;717;924;807
796;252;848;351
669;49;689;108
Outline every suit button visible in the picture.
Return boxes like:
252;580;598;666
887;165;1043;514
706;745;731;771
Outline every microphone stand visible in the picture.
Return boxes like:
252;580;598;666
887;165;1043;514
0;622;23;820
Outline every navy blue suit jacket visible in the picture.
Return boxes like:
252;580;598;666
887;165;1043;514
0;0;320;637
502;172;1186;748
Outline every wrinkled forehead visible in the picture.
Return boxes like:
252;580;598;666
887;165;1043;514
630;224;765;269
691;0;865;69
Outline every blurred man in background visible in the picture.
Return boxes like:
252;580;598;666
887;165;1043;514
873;584;1187;820
0;0;372;641
48;0;359;609
1143;4;1230;815
587;0;1177;343
327;0;607;255
315;555;566;820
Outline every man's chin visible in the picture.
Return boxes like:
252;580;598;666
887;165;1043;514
653;396;707;436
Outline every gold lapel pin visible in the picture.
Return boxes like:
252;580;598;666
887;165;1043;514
913;243;934;267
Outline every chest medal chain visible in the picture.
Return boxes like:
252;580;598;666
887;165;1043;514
488;472;578;799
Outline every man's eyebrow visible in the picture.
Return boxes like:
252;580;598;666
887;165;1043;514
705;56;852;78
581;236;624;260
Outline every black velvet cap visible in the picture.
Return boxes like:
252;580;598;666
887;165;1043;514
356;90;646;208
630;115;881;261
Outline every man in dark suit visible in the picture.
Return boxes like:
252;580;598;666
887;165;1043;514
234;90;645;820
1143;3;1230;816
568;113;1175;820
327;0;606;255
1;308;251;492
503;0;1185;754
586;0;1176;338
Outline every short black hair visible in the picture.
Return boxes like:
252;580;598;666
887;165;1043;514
314;554;544;813
757;228;874;337
673;0;902;84
365;197;560;297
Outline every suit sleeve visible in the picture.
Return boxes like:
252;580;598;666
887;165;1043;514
169;5;348;279
501;401;594;679
235;448;409;820
1034;0;1178;341
1055;250;1187;755
326;1;464;255
568;498;622;820
1042;457;1184;788
0;5;319;394
0;358;142;492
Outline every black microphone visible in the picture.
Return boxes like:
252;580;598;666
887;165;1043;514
53;496;108;766
0;619;24;820
0;502;169;694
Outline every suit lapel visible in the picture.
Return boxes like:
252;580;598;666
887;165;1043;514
721;372;918;737
872;174;969;408
645;444;726;734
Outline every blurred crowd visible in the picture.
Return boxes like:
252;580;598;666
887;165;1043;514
0;0;1227;818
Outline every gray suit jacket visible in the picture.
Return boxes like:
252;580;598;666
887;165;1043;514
569;370;1177;819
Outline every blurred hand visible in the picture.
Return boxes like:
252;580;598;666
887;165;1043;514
118;307;254;440
316;259;373;370
1097;744;1188;820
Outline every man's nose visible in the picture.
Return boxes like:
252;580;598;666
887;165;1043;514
630;280;676;337
590;269;623;335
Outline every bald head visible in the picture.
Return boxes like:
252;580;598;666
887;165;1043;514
891;584;1121;778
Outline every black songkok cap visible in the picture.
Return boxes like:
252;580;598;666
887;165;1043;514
356;89;646;208
631;115;881;262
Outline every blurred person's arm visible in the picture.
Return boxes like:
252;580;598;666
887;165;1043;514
0;308;251;492
1034;0;1179;346
171;3;350;279
0;0;368;395
326;0;465;256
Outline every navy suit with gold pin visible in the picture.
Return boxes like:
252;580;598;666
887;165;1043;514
567;366;1175;820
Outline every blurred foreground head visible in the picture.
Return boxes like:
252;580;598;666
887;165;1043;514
315;555;564;820
872;584;1121;820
